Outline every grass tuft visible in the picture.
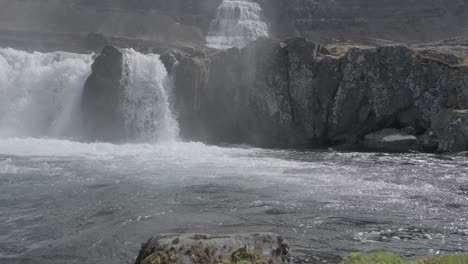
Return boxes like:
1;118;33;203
342;252;468;264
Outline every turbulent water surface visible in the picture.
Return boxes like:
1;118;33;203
0;141;467;263
0;47;467;264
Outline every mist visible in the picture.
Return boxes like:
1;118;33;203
1;1;468;264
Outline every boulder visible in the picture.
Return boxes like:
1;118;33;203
81;46;126;142
417;130;439;152
361;129;418;153
431;109;468;152
83;32;109;52
134;233;291;264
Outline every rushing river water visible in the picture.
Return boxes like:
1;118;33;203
0;139;467;263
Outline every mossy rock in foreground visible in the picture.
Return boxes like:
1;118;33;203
142;247;270;264
342;252;468;264
135;233;290;264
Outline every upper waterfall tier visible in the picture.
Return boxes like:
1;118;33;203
206;0;269;50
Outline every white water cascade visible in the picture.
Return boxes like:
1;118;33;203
0;48;93;139
206;0;270;49
0;47;178;143
120;49;179;142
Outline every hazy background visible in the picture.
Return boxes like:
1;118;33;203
0;0;467;52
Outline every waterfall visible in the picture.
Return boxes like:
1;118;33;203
206;0;269;50
0;48;92;139
120;49;179;142
0;47;178;143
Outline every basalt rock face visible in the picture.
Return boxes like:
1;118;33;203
163;38;332;147
165;37;468;152
81;46;126;142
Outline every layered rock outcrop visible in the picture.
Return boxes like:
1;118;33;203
259;0;468;43
164;37;468;152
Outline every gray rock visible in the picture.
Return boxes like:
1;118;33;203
168;38;468;150
2;0;468;53
167;37;328;147
361;129;418;153
432;109;468;152
83;32;109;52
259;0;468;44
134;233;290;264
81;46;126;142
417;130;439;152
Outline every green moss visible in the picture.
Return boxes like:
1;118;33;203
141;246;270;264
343;252;410;264
141;251;176;264
229;247;268;264
342;252;468;264
418;255;468;264
190;246;218;264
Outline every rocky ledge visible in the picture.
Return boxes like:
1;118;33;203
134;233;290;264
162;37;468;153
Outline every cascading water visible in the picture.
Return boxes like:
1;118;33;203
0;48;92;139
0;47;178;142
120;49;179;142
206;0;270;49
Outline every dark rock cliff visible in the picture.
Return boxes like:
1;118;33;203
163;37;468;152
81;46;127;142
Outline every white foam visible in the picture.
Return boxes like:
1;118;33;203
120;49;179;142
0;48;93;139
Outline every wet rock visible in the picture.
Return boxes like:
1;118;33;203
81;45;126;142
169;38;468;151
83;32;109;52
417;130;439;152
169;37;331;147
431;109;468;152
361;129;418;153
134;233;291;264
